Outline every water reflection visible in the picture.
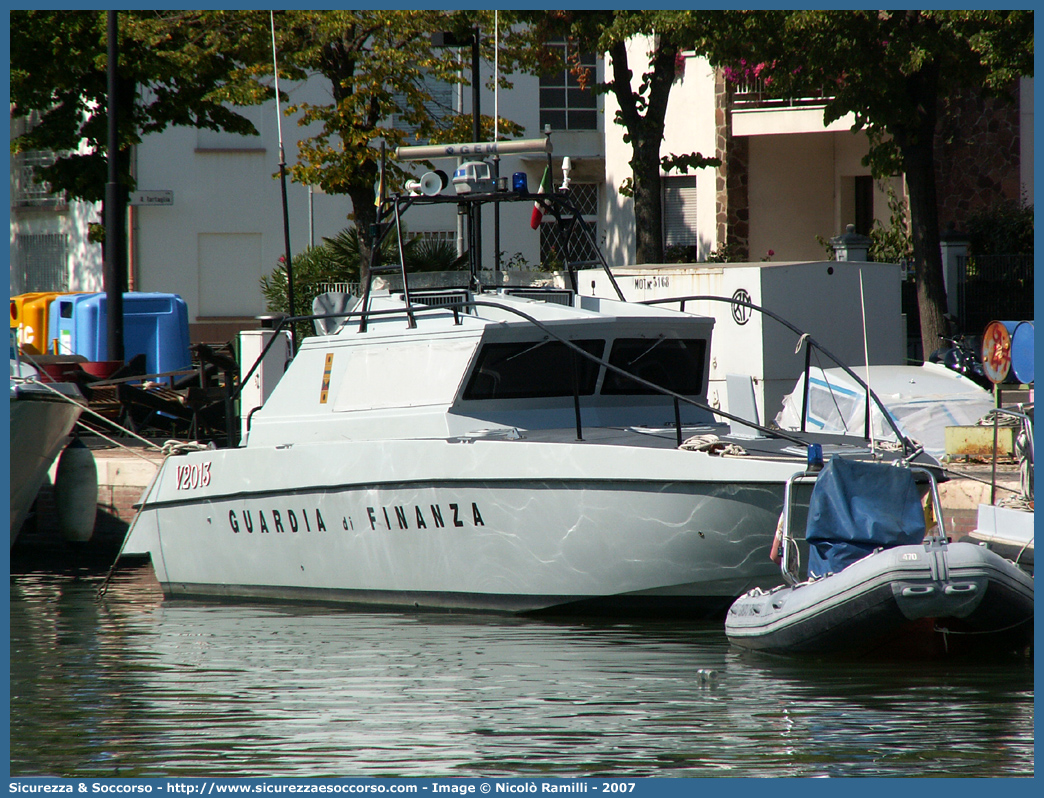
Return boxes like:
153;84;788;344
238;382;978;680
10;567;1033;778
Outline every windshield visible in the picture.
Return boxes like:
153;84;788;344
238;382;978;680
601;337;706;395
463;339;605;400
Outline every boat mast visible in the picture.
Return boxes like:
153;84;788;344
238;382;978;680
270;12;296;351
493;12;500;281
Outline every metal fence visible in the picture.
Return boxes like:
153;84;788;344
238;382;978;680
731;79;831;110
901;253;1032;361
960;253;1034;333
315;282;360;296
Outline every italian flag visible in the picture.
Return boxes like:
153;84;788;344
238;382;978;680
530;165;551;229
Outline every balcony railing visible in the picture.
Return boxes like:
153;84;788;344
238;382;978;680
731;78;832;110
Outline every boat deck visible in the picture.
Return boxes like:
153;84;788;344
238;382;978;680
466;423;879;460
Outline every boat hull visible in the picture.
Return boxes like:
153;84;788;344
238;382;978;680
124;438;797;615
10;389;83;540
725;541;1034;657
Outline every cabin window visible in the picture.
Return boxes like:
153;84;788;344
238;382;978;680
463;339;605;400
332;340;478;412
601;338;706;395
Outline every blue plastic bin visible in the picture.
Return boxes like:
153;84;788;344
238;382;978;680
51;292;191;381
49;293;102;356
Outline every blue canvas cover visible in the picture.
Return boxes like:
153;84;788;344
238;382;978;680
805;457;926;578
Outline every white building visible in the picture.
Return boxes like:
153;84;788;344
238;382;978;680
605;40;1033;267
9;116;105;297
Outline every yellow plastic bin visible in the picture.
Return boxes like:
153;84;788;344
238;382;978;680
11;293;50;352
11;292;84;355
11;293;49;328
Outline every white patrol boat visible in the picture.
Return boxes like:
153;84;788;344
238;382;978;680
119;147;936;615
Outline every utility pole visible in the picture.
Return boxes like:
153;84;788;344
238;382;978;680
470;26;482;276
104;10;125;362
432;28;483;281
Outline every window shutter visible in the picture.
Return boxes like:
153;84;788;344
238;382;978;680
662;176;699;248
16;233;69;293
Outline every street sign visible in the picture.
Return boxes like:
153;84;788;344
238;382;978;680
129;189;174;206
981;320;1013;384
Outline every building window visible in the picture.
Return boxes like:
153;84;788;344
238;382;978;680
390;76;456;141
12;151;66;208
15;233;69;294
662;175;699;257
539;40;597;131
539;183;600;267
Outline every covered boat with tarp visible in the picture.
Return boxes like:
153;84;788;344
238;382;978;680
774;364;995;460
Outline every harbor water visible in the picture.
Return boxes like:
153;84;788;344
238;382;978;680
10;565;1034;779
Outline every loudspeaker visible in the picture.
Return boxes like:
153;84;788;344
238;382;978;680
406;171;445;196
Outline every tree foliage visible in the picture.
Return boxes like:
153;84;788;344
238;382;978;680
868;186;914;266
695;9;1033;355
12;9;528;296
964;200;1034;259
249;10;526;285
259;245;346;341
10;10;269;204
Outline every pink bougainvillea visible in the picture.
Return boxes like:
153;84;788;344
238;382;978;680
722;60;776;86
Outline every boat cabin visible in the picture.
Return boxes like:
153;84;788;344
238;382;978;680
244;291;717;447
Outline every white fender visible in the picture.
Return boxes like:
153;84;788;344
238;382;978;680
54;439;97;543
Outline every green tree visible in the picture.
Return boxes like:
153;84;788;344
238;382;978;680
260;245;346;342
253;10;525;287
524;11;719;264
868;186;914;266
13;9;522;303
964;199;1034;260
696;9;1033;359
321;226;465;284
10;10;268;209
